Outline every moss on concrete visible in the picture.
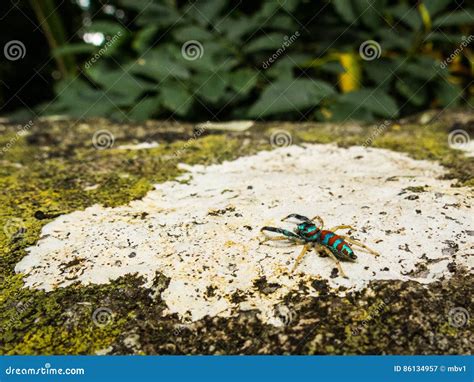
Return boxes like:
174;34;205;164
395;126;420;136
0;110;472;354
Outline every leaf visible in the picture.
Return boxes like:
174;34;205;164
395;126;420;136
187;0;228;26
85;21;125;37
228;69;258;95
244;33;287;54
435;80;461;107
86;63;149;106
128;96;161;121
433;9;474;27
133;26;158;53
338;89;399;118
423;0;451;16
193;73;228;104
319;61;346;74
424;32;467;44
266;14;298;32
364;59;396;84
159;81;193;116
131;47;190;81
172;26;214;42
353;0;386;29
338;53;361;93
333;0;357;23
220;16;256;41
280;0;299;12
127;2;182;28
378;28;412;50
398;58;439;81
248;78;336;117
50;78;116;118
386;4;422;30
317;101;374;122
395;79;428;107
53;43;96;57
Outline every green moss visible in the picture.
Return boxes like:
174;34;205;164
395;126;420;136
7;324;123;355
0;116;472;354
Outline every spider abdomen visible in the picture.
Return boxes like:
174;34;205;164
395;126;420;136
319;230;354;260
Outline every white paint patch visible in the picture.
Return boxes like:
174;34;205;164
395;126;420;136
196;120;254;132
117;141;159;150
16;144;473;325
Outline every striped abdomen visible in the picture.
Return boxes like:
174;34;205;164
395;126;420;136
319;230;354;260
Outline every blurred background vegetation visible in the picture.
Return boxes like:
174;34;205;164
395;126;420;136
1;0;473;122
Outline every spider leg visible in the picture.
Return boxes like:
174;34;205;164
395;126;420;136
291;243;312;272
329;225;355;232
260;226;303;244
317;245;347;278
260;236;299;245
339;235;380;257
310;215;324;229
281;214;311;222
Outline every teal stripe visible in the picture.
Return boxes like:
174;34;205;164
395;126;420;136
332;238;343;250
322;232;334;245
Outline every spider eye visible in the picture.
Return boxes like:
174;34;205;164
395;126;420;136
350;253;357;260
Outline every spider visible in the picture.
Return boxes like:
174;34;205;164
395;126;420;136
260;214;380;278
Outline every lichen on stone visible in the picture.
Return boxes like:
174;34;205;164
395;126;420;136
0;111;472;354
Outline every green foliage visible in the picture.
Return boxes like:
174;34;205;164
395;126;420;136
40;0;472;122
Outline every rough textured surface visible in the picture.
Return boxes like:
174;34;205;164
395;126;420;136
15;144;473;326
1;109;473;354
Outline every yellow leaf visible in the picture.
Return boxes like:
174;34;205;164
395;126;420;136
418;3;432;32
338;53;361;93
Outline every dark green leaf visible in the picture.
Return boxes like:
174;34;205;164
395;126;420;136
53;43;96;57
228;69;258;95
193;73;228;103
333;0;357;23
128;96;161;121
338;89;399;118
133;26;158;53
433;9;474;27
85;21;125;37
248;78;336;117
435;80;461;107
423;0;451;16
159;81;193;116
244;33;287;54
395;79;428;106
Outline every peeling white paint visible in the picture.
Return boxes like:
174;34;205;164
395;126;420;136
117;141;159;150
16;144;473;325
196;120;254;132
